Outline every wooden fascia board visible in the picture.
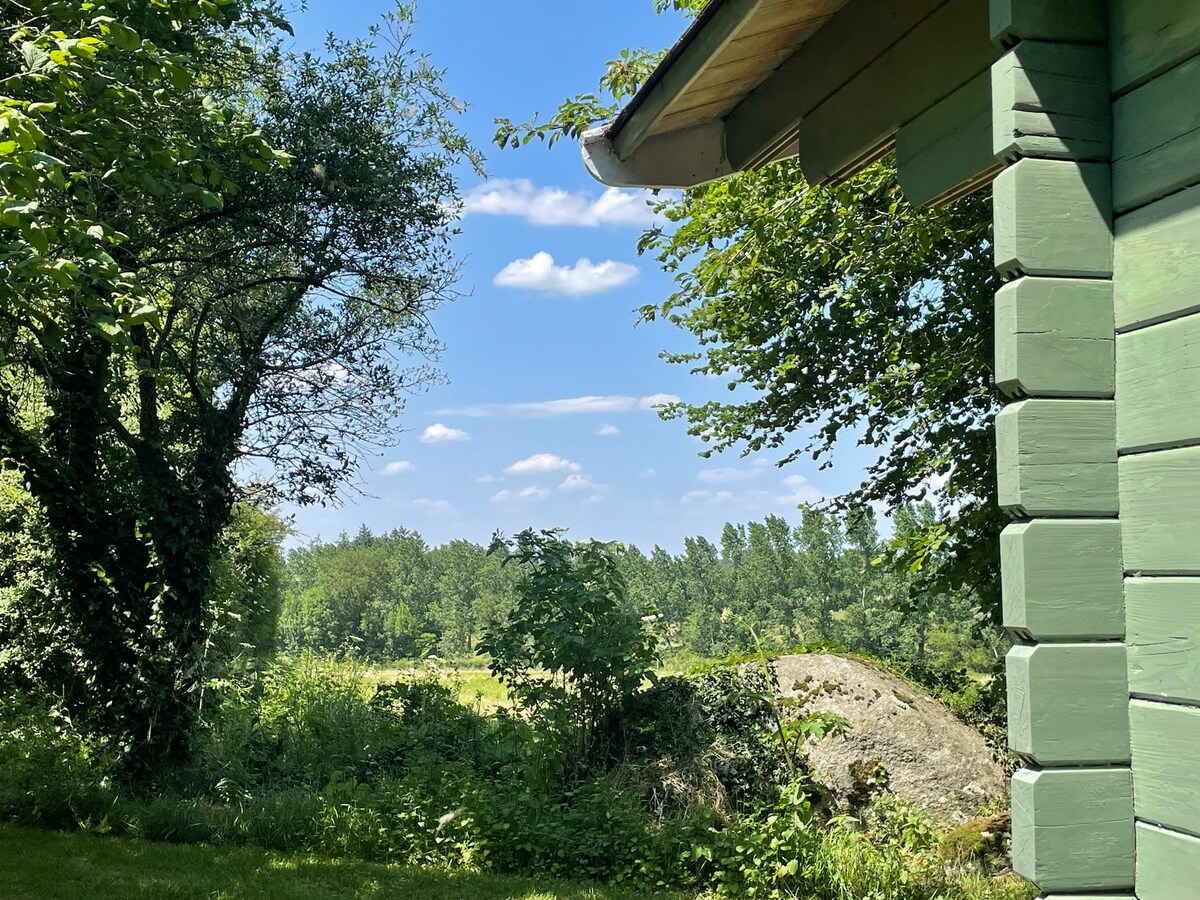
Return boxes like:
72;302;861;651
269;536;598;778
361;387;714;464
724;0;946;173
612;0;763;161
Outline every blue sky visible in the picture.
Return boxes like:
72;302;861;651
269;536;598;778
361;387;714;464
280;1;874;552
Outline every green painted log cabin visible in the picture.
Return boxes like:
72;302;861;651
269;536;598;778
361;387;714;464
581;0;1200;895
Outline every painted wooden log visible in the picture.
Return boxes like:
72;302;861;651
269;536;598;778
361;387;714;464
990;0;1107;47
995;277;1114;399
896;70;997;207
1010;767;1134;891
796;0;996;186
996;399;1118;517
1136;823;1200;900
1114;184;1200;331
1119;446;1200;575
1001;520;1123;640
1007;643;1129;764
1111;0;1200;94
1113;53;1200;213
1130;699;1200;835
1116;315;1200;453
994;159;1113;279
1127;578;1200;703
992;41;1110;164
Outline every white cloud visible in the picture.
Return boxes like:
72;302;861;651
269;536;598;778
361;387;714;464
438;394;681;418
506;453;581;475
639;468;657;479
491;486;551;503
410;498;456;515
462;178;659;228
779;474;824;506
696;467;764;484
560;474;602;491
475;474;499;484
596;424;621;437
494;252;638;296
381;460;414;475
420;423;469;444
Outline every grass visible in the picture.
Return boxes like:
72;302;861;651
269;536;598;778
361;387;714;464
367;664;510;712
0;825;683;900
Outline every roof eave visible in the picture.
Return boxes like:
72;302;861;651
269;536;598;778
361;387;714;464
580;121;733;190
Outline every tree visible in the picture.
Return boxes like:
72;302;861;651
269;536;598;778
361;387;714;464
496;1;1003;621
0;1;476;767
479;529;661;766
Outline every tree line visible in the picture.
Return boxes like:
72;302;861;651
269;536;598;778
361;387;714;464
281;503;1006;673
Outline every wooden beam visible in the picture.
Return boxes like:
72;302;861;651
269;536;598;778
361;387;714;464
994;159;1113;279
1001;520;1124;640
992;41;1111;164
1113;53;1200;213
613;0;763;161
795;0;996;186
1116;316;1200;454
1127;578;1200;704
995;277;1114;399
895;70;998;206
996;399;1118;518
1131;699;1200;835
724;0;945;172
1011;767;1134;892
1007;643;1130;765
1114;184;1200;331
1137;823;1200;900
1119;446;1200;575
1111;0;1200;95
990;0;1107;48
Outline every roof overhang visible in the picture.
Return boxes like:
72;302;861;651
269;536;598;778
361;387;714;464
582;0;999;200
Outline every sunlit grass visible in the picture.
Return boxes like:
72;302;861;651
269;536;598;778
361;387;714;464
0;825;683;900
366;663;510;712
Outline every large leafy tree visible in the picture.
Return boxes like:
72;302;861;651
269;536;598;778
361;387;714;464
497;3;1003;619
0;1;476;766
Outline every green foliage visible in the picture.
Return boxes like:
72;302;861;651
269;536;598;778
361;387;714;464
1;0;477;768
480;529;662;767
280;507;1006;680
202;504;290;675
0;654;1028;898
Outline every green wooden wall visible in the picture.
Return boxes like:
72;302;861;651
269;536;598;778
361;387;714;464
988;1;1136;892
1111;0;1200;894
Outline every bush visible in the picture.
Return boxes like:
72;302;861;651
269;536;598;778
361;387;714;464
0;696;118;830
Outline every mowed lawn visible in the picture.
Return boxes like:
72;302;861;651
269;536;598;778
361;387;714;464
0;826;683;900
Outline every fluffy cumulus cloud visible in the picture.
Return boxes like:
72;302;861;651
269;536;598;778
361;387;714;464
778;474;823;506
461;179;659;228
595;423;621;437
505;453;581;475
490;485;551;503
419;423;469;444
494;252;637;296
381;460;414;475
559;474;602;491
438;394;680;418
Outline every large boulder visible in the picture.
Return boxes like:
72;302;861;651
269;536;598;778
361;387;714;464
773;652;1007;823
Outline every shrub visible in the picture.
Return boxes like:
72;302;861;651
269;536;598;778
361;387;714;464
479;529;661;772
0;695;118;830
